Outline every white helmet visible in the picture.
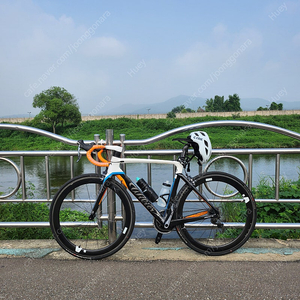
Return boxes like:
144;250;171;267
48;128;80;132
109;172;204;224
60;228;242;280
188;131;212;163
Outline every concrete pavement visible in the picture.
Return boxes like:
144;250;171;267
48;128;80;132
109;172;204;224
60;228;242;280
1;258;300;299
1;238;300;299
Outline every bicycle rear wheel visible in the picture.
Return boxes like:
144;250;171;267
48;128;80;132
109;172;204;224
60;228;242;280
50;174;135;260
176;172;256;256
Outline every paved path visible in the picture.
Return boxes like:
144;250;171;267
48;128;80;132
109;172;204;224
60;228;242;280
1;259;300;299
1;239;300;299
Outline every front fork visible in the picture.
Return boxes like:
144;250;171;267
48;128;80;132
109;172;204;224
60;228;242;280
89;175;106;220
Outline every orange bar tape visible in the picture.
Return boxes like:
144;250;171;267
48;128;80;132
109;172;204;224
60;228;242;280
86;145;110;167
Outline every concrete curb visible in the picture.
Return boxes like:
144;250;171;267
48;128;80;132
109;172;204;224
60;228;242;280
1;238;300;261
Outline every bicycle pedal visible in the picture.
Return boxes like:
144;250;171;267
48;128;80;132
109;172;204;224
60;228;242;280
155;233;163;244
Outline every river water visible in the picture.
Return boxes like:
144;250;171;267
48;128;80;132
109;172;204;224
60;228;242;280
1;154;299;238
1;154;299;199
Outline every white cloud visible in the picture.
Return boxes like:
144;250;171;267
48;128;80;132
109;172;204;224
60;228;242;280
0;1;127;116
292;32;300;47
175;26;263;75
212;23;228;40
81;36;126;58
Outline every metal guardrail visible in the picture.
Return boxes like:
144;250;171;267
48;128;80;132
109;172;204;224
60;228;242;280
0;121;300;230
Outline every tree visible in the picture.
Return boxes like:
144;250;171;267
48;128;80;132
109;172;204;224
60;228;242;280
213;95;225;112
205;95;224;112
257;106;268;111
270;102;279;110
257;102;283;111
33;86;81;133
181;108;195;113
224;94;242;112
167;105;195;117
270;102;283;110
205;98;215;112
171;105;185;113
167;111;176;118
205;94;242;112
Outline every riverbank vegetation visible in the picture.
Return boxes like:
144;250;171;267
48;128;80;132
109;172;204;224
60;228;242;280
1;174;299;240
252;175;300;239
1;114;299;240
1;114;300;151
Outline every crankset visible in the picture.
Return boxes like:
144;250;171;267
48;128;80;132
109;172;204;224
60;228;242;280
153;210;173;244
153;217;173;234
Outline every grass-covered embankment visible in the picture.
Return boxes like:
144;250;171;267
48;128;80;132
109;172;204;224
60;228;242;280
0;114;300;151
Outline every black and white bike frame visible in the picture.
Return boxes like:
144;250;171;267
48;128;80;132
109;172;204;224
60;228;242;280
89;145;218;229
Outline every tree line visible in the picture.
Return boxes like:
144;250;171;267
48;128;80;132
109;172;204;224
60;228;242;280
167;94;283;118
30;87;284;130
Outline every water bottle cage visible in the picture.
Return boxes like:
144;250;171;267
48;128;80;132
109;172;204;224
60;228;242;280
160;193;169;200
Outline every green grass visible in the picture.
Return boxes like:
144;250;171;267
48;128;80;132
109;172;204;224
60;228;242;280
1;114;300;151
218;174;300;240
251;175;300;239
0;202;108;240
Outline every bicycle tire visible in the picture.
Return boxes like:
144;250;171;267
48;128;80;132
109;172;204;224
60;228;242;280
175;171;256;256
50;173;135;260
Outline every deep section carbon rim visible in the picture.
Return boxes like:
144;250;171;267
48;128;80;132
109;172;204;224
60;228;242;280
50;174;135;259
176;172;256;256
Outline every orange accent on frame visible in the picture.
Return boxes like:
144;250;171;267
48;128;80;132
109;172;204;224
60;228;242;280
184;211;208;219
116;175;128;189
98;189;107;205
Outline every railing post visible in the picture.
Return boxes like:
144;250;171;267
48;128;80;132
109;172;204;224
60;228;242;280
94;134;101;175
248;154;253;190
70;155;75;201
120;133;126;172
94;134;103;227
45;156;50;201
120;134;126;226
147;155;152;186
275;154;280;200
20;156;26;200
106;129;116;242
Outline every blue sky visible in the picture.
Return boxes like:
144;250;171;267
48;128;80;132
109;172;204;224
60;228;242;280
0;0;299;116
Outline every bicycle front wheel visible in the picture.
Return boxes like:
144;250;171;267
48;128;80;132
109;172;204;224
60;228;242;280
50;174;135;260
176;172;256;256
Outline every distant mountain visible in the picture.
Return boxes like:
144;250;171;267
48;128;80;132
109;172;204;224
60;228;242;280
0;113;33;118
101;95;207;115
100;95;300;115
240;98;270;111
281;100;300;110
100;103;148;116
2;96;299;118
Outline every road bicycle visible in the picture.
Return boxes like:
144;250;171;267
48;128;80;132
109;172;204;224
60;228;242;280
50;132;256;260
